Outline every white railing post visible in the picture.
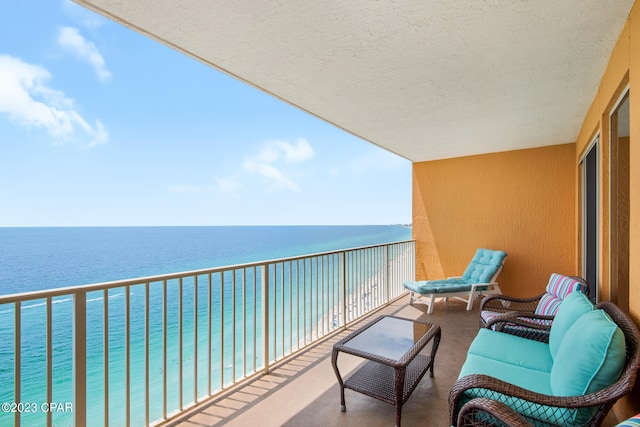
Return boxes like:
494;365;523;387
385;244;391;303
261;264;269;374
412;241;416;283
14;302;21;427
340;252;347;329
73;291;87;427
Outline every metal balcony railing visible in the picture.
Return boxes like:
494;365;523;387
0;240;415;427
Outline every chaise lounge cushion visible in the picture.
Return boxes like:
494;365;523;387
405;248;507;294
462;249;508;283
551;309;626;396
404;277;471;294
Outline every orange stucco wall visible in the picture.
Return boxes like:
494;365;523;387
412;143;576;298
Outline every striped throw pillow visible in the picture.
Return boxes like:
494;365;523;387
615;414;640;427
546;273;588;299
534;274;588;316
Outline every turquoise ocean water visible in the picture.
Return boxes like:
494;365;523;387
0;226;411;426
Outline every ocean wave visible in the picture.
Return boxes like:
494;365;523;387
86;292;125;303
0;297;75;315
0;292;129;315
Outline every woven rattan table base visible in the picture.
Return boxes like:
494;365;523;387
332;315;441;427
344;354;432;404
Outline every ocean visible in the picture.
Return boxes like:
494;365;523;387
0;225;412;426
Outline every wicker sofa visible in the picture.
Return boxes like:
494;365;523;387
450;292;640;427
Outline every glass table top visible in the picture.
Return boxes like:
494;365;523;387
342;316;433;361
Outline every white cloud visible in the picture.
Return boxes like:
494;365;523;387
244;159;299;191
57;27;111;82
243;138;315;192
274;138;315;163
0;54;108;147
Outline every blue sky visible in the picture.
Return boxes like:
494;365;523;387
0;1;411;226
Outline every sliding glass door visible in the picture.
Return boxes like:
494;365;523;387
582;137;598;301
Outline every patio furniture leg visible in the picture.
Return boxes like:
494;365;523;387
331;348;346;411
429;328;441;377
427;294;435;314
466;292;475;310
408;292;413;304
394;367;406;427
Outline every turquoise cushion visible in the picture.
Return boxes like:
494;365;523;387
404;278;471;294
467;329;553;373
461;248;506;283
550;309;626;396
549;291;593;358
459;353;553;395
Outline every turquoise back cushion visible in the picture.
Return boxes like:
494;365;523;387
461;248;506;283
550;309;626;396
549;291;593;358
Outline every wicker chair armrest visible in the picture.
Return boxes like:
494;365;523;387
457;398;533;427
449;374;622;427
480;294;543;313
486;314;553;332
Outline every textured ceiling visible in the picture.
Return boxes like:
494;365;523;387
75;0;634;162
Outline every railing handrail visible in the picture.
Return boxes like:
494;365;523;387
0;240;415;304
0;239;416;427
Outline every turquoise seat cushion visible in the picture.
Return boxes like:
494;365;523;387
459;337;562;424
459;353;553;395
550;309;626;396
548;291;593;358
458;352;585;426
404;278;472;294
461;248;507;283
466;329;553;373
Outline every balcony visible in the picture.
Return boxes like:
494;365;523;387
1;240;627;427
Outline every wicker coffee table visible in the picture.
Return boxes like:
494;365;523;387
331;315;441;427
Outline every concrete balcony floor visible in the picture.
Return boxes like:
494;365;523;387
168;295;619;427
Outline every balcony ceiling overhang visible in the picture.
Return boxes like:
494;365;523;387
74;0;634;162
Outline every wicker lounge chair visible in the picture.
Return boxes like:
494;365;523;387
404;248;506;314
479;274;588;342
450;300;640;427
